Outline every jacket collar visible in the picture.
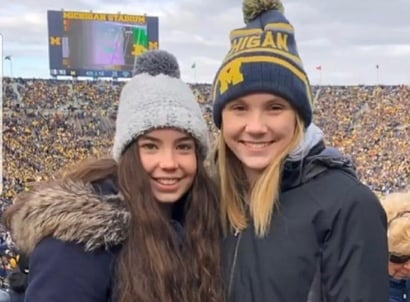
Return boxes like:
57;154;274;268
10;177;188;255
9;180;130;255
281;141;357;191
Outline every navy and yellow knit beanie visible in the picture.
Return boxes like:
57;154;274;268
212;0;313;129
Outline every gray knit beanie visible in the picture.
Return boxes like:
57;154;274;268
112;50;209;162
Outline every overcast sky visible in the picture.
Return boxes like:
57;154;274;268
1;0;410;85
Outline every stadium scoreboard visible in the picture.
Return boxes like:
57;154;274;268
47;10;159;78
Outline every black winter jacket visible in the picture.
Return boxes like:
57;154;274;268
222;142;389;302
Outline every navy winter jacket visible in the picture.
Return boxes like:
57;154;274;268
7;179;127;302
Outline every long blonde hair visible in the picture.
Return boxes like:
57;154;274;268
217;115;304;237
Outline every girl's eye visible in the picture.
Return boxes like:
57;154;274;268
140;143;157;150
177;144;194;151
270;105;283;110
231;105;246;111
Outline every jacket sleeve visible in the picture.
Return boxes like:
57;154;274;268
25;237;116;302
321;183;389;302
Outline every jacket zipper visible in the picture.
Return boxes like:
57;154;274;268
227;230;242;300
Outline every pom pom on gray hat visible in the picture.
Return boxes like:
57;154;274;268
113;50;210;162
133;49;181;78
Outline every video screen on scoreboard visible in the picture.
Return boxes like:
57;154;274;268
62;20;147;70
48;11;159;78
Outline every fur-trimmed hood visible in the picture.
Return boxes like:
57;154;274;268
9;180;130;255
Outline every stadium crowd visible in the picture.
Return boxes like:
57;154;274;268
1;78;409;208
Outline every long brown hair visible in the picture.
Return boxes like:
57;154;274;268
4;142;224;302
115;142;223;302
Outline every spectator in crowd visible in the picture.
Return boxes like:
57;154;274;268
0;256;9;280
210;0;389;301
0;252;29;302
381;190;410;302
7;271;27;302
15;254;29;276
3;50;223;302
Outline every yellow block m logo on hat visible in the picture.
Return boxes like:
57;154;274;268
213;55;312;106
215;59;244;98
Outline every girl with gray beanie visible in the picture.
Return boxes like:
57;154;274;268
4;50;224;302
